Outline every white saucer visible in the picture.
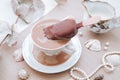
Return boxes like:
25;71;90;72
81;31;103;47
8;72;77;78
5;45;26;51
22;34;82;74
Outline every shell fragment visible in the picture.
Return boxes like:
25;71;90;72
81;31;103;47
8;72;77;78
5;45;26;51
85;39;101;51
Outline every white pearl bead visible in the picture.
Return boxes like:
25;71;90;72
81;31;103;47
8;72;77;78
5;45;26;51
78;31;83;37
104;46;108;51
105;42;110;46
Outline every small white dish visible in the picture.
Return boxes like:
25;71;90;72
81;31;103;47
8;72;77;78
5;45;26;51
83;0;116;34
22;34;82;74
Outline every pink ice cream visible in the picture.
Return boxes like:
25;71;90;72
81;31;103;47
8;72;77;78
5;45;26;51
44;16;101;40
43;18;82;40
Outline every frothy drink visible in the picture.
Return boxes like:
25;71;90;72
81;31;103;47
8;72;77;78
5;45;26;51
31;20;70;49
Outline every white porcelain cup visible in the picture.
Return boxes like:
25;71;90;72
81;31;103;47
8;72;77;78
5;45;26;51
31;19;75;56
32;39;75;56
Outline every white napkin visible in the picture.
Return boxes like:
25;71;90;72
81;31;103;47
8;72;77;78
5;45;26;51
0;0;57;33
0;21;17;46
0;21;11;45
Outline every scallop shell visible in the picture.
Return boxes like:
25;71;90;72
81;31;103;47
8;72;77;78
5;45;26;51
106;55;120;66
18;69;29;80
85;39;101;51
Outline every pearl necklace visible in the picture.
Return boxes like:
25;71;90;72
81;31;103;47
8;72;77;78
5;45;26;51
70;51;120;80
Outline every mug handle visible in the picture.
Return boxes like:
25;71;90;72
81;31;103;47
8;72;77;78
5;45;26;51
62;44;75;55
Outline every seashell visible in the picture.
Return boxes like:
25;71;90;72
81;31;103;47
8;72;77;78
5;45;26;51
13;48;24;62
18;69;29;80
11;0;45;23
94;75;104;80
85;39;101;51
55;0;67;5
106;55;120;66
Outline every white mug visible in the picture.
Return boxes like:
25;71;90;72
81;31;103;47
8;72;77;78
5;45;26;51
31;38;75;56
31;19;75;56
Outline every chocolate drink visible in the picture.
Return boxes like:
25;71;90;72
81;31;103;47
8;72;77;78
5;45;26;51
31;20;70;49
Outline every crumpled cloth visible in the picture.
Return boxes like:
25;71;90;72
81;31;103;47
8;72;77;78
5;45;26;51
0;21;17;47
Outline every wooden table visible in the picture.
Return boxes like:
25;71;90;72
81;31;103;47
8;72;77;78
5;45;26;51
0;0;120;80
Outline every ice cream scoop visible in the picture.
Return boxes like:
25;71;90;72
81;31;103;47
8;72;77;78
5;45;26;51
44;16;101;40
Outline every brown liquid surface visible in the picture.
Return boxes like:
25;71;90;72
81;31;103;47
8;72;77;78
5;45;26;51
31;20;70;49
33;45;71;66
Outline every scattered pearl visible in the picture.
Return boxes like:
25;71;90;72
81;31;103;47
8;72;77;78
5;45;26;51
78;31;83;37
104;46;108;51
94;75;104;80
18;69;29;80
105;42;110;46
